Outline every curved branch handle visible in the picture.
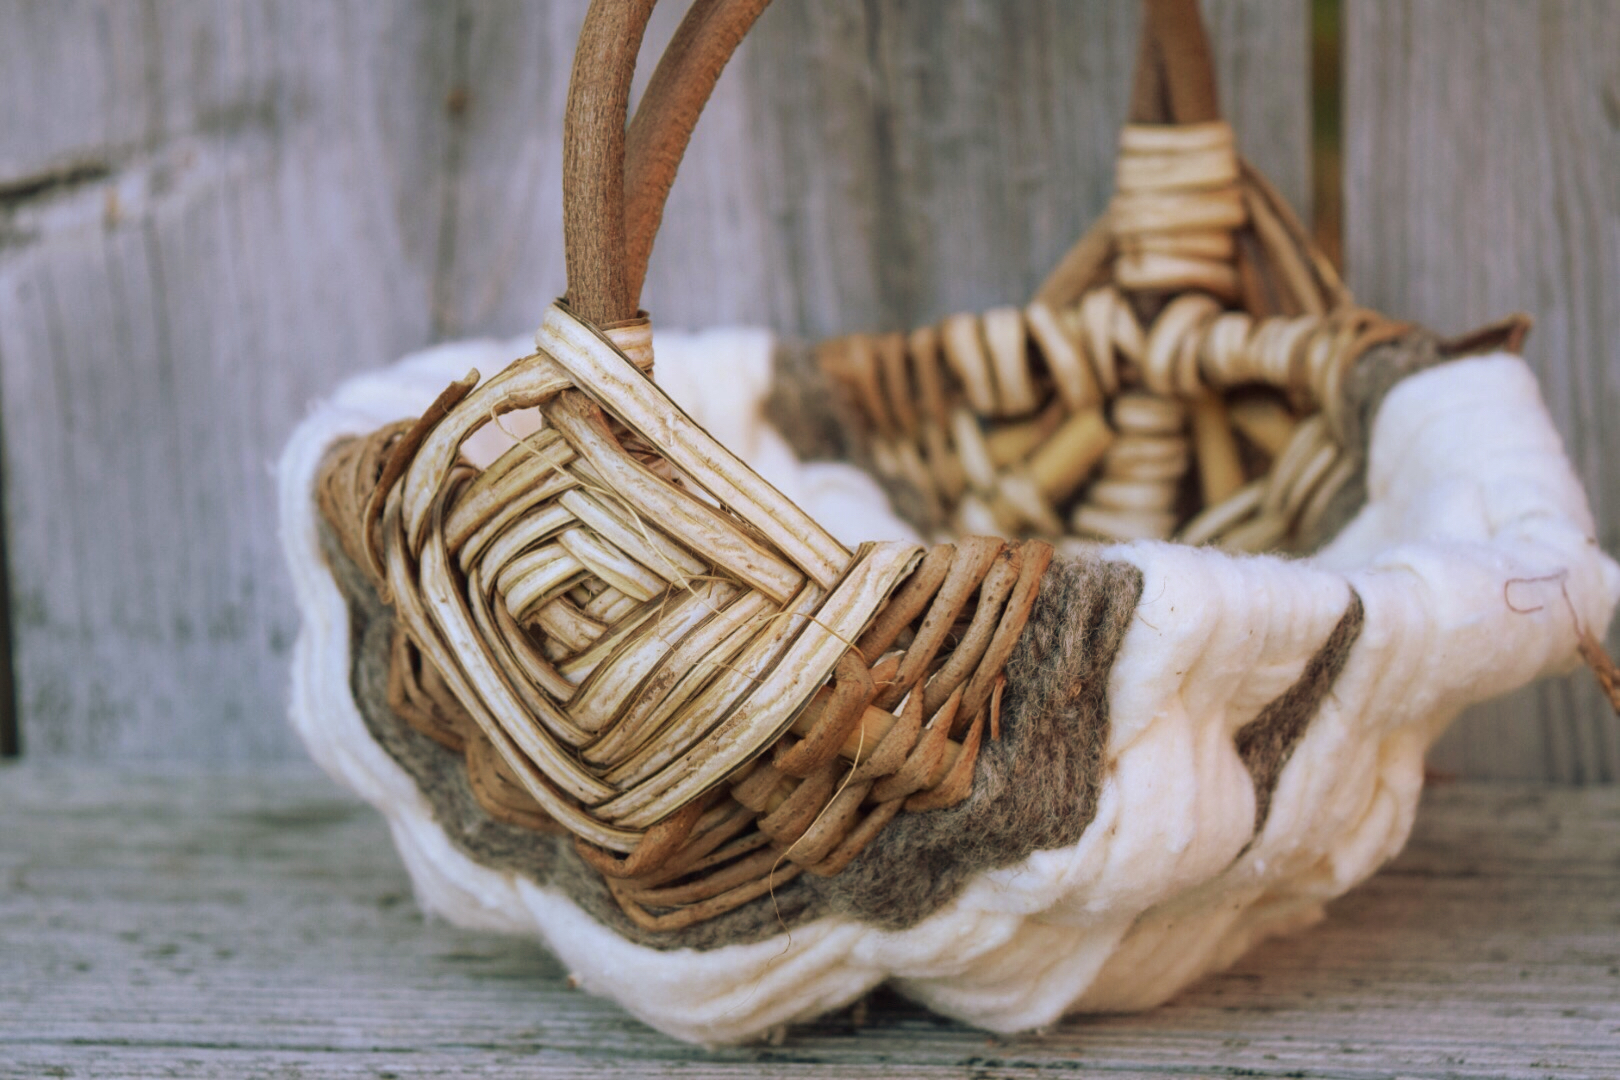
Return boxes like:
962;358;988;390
624;0;773;305
1130;0;1221;124
564;0;770;326
563;0;658;326
562;0;1220;326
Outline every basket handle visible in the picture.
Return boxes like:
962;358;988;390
623;0;773;307
563;0;1218;327
562;0;656;326
563;0;771;326
1129;0;1220;125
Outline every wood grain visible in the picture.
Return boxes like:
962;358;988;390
3;764;1617;1077
660;0;1309;336
0;0;1307;762
439;0;1310;338
1345;1;1620;782
0;2;460;760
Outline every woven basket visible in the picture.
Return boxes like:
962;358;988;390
281;0;1619;1045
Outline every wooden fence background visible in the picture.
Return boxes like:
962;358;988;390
0;0;1613;780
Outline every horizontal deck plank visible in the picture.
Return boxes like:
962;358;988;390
2;767;1617;1078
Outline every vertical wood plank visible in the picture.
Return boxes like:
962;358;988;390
2;0;1307;761
1346;1;1620;781
425;1;584;339
656;0;1308;337
0;1;456;758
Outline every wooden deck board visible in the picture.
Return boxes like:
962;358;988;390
2;767;1617;1078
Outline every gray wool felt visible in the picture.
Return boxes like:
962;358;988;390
764;340;941;530
1235;589;1366;836
321;516;1153;949
816;552;1144;928
1295;331;1450;552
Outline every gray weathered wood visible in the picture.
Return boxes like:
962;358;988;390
0;2;457;759
645;0;1309;336
1345;1;1620;782
436;0;1310;337
0;0;1308;762
3;765;1618;1077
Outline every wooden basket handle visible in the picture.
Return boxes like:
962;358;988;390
562;0;656;327
624;0;774;306
563;0;1216;328
1130;0;1220;124
564;0;771;325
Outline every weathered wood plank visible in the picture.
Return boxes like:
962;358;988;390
0;1;457;759
3;767;1616;1077
1345;1;1620;782
646;0;1309;336
0;1;1308;763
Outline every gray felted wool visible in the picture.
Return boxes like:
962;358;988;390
763;339;857;465
818;552;1143;928
321;505;1148;948
1234;589;1365;833
1295;332;1447;551
764;339;941;532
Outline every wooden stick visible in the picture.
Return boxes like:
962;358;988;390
563;0;657;324
787;700;961;790
1130;0;1221;125
1228;394;1298;457
1191;392;1245;506
1029;409;1115;500
623;0;773;306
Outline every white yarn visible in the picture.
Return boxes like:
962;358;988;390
280;329;1618;1044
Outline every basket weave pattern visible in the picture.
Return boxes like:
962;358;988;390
307;0;1514;937
319;306;1049;930
278;0;1620;1043
316;119;1402;933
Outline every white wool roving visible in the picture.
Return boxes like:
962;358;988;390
280;328;1619;1045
